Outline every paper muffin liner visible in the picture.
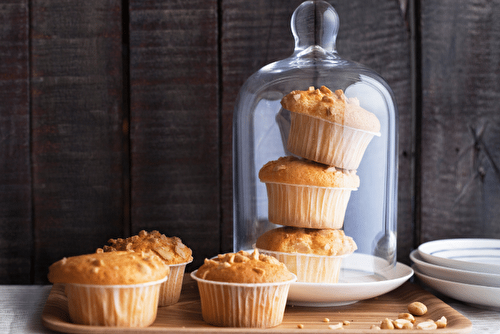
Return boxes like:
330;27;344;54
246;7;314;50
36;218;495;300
158;260;192;306
257;248;352;283
191;270;296;328
64;276;168;327
265;182;355;229
287;112;380;170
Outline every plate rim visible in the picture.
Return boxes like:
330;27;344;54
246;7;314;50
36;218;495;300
287;259;413;306
418;238;500;274
410;249;500;288
413;265;500;309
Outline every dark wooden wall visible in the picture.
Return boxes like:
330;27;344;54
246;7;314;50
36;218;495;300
1;0;499;284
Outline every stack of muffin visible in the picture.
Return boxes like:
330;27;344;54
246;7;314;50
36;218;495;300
256;85;381;284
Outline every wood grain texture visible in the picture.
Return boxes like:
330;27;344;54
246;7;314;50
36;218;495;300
129;0;219;271
220;0;300;254
30;0;125;283
420;0;500;242
332;0;413;264
4;0;498;285
41;275;472;333
221;0;412;262
0;0;31;284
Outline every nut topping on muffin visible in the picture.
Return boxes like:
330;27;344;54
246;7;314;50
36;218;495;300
281;85;380;133
98;230;192;265
196;249;294;284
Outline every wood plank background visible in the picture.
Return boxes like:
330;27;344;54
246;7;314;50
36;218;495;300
0;0;499;284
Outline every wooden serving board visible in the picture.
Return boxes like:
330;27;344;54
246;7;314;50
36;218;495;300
42;275;472;333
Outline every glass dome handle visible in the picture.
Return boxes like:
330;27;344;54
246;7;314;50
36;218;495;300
291;0;339;53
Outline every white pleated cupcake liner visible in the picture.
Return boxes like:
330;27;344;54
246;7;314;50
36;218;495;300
64;275;168;327
287;112;379;170
191;271;296;328
257;248;352;283
265;182;355;230
158;260;192;307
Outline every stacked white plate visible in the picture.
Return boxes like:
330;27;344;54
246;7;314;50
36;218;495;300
411;238;500;309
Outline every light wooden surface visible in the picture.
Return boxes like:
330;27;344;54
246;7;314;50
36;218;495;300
2;279;500;333
40;275;476;333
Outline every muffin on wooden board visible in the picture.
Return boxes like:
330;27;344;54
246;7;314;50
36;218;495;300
281;85;380;170
259;156;359;229
48;251;169;327
256;227;357;283
191;249;296;328
99;230;192;306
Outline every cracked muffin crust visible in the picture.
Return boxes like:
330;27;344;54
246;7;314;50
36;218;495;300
98;230;193;265
48;251;169;285
281;85;380;133
195;249;294;284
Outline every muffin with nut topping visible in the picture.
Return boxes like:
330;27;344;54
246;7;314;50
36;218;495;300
191;249;296;328
256;227;357;283
99;230;192;306
48;251;169;327
281;85;381;170
259;156;359;229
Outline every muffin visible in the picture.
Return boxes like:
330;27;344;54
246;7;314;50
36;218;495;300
47;251;169;327
256;227;357;283
281;85;381;170
258;156;359;229
191;249;296;328
99;230;193;306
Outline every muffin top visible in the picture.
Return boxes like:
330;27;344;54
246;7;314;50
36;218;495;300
47;251;170;285
258;156;360;188
195;249;294;284
256;227;357;256
281;85;381;133
98;230;193;265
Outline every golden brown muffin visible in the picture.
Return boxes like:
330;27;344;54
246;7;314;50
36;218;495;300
196;249;294;284
256;227;357;283
256;227;357;256
192;249;296;328
258;156;360;188
48;251;169;327
281;85;380;133
259;157;359;229
281;85;381;170
98;230;193;307
48;251;169;285
99;230;192;265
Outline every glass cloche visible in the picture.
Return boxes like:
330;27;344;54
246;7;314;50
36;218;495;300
232;0;399;293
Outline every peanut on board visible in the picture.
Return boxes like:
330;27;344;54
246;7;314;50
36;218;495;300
416;320;438;330
380;318;394;329
408;301;428;316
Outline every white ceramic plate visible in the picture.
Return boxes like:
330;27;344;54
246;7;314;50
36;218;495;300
414;266;500;309
287;253;413;307
410;249;500;288
418;238;500;274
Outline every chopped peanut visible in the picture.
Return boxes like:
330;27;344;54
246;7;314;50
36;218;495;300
393;319;413;329
435;316;447;328
416;320;437;330
380;318;394;329
398;312;416;323
328;322;343;330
